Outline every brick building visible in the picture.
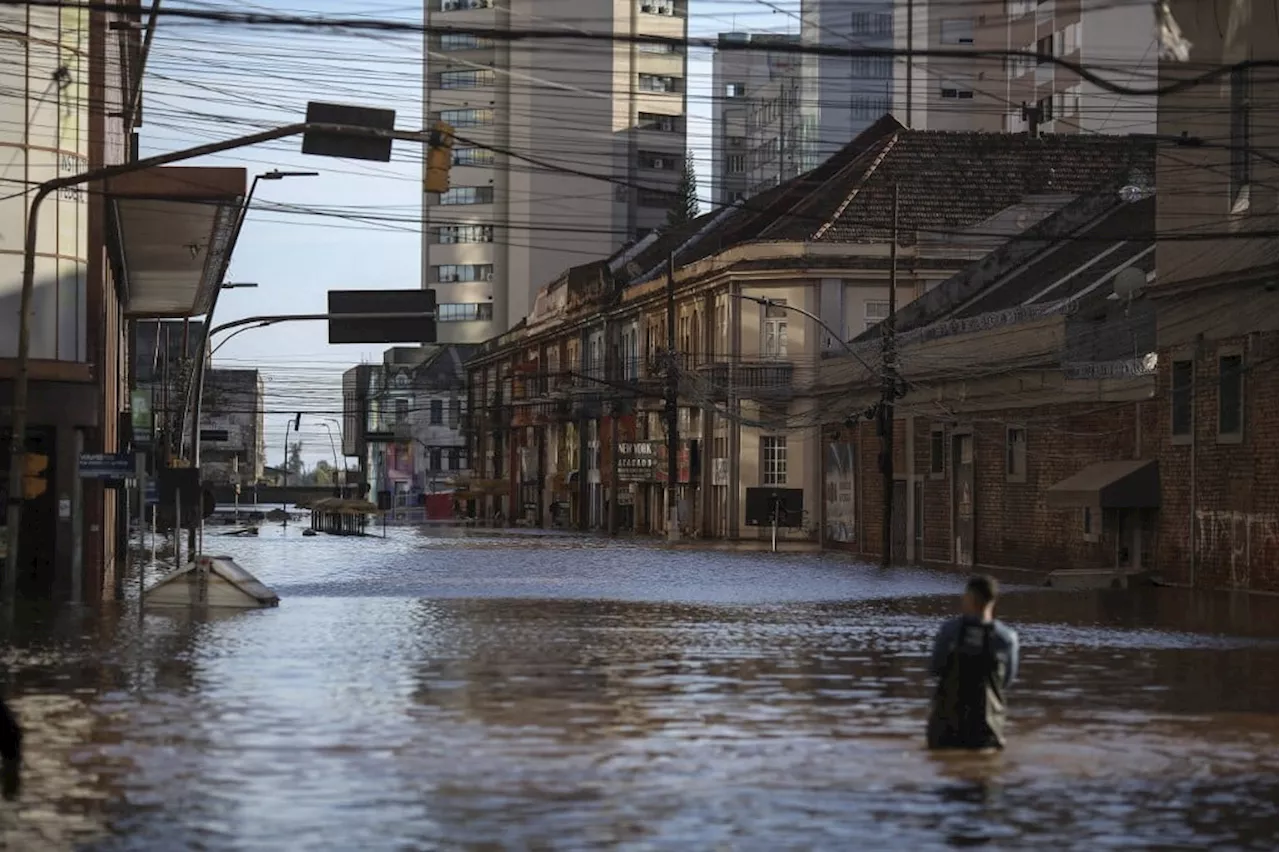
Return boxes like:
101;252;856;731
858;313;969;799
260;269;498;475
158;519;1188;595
819;189;1162;581
1144;0;1278;593
463;117;1156;538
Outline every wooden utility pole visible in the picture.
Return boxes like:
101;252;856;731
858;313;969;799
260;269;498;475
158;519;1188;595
664;252;680;542
880;184;899;569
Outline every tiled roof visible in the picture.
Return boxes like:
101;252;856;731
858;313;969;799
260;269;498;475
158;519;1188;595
605;117;1154;293
760;127;1154;245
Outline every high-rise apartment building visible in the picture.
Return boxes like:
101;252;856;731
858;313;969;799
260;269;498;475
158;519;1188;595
422;0;689;342
710;33;801;204
895;0;1157;135
710;2;895;205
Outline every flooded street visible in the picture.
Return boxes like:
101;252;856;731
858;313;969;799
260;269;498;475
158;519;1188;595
0;528;1275;850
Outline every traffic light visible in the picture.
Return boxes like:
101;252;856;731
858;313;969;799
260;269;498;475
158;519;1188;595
425;120;455;194
22;453;48;500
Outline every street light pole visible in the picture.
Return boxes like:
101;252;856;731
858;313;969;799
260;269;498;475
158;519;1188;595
187;170;316;557
3;120;430;597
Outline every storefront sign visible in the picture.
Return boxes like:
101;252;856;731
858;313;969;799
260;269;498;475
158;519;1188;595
616;441;659;483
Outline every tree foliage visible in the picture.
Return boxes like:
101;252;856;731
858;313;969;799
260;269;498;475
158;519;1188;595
666;152;700;228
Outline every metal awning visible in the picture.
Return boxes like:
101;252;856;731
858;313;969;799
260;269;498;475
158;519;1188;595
1045;459;1160;509
106;166;247;317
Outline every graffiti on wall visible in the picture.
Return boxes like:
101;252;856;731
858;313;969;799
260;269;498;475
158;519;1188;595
1195;510;1278;589
825;442;857;543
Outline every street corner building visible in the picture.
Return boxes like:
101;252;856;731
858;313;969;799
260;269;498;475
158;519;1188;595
0;3;247;600
460;116;1151;546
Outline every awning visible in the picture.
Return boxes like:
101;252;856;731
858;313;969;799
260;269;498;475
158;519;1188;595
1045;459;1160;510
106;166;247;317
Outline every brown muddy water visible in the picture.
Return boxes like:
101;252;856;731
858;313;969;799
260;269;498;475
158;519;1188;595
0;527;1274;850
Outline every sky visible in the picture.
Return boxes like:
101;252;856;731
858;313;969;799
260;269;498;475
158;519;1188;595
140;0;803;469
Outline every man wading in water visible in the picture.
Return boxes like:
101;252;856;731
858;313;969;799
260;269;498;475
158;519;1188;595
927;574;1019;751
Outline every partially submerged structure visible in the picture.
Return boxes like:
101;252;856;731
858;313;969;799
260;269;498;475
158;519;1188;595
145;555;280;608
309;498;378;536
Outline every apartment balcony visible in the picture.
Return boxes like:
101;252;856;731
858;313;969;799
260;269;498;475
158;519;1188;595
694;359;796;402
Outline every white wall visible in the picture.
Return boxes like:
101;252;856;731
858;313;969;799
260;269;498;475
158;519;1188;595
0;6;90;361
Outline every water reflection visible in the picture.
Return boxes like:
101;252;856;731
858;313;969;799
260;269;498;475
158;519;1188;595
0;533;1273;850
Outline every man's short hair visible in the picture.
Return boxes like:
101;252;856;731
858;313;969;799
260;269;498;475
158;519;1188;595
965;574;999;607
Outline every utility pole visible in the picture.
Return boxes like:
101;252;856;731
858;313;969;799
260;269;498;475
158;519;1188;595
664;251;680;543
880;184;899;569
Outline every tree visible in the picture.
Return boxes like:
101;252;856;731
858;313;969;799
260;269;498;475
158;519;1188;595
287;441;305;476
312;460;334;486
666;152;699;229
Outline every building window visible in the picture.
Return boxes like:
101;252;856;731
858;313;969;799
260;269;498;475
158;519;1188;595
1006;427;1026;480
437;302;495;322
1230;67;1252;204
1083;506;1095;537
641;74;678;93
395;398;409;421
434;263;493;283
1036;35;1053;64
940;18;975;44
429;448;443;471
1218;353;1244;438
448;448;463;471
451;147;494;166
851;94;891;119
439;186;494;205
727;153;746;173
851;57;893;79
1171;359;1193;438
434;224;493;244
639;151;679;170
439;0;491;9
639;112;678;132
639;0;676;15
930;429;945;476
438;33;492;50
439;108;494;127
449;398;462;428
864;300;890;331
429;399;444;425
725;82;745;98
439;69;495;89
940;80;975;99
762;299;788;358
638;188;677;208
638;39;679;53
761;436;787;485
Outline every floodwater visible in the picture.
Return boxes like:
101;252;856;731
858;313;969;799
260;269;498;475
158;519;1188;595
0;527;1275;851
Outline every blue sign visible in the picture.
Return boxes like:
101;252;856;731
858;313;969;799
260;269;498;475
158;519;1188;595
144;482;158;505
79;453;133;479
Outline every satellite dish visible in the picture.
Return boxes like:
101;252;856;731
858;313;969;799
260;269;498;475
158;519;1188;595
1113;267;1145;299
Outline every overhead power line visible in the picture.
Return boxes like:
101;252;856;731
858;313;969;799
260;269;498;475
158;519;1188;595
3;0;1276;98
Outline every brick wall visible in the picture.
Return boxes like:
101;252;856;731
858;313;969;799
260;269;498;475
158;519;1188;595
823;399;1162;576
1150;331;1278;593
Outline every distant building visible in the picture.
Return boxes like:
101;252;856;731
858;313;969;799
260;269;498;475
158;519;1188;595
342;345;478;507
711;32;803;204
422;0;690;340
198;369;265;487
896;0;1158;135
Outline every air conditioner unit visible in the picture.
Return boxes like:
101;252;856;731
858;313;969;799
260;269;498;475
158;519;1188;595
443;0;458;9
483;271;494;281
650;158;664;168
440;274;457;282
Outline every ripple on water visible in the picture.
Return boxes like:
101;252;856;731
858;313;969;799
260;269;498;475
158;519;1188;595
0;532;1274;850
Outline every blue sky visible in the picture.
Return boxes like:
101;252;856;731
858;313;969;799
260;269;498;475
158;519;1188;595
142;0;801;467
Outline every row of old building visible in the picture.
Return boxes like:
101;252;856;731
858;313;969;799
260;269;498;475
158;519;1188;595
450;26;1278;594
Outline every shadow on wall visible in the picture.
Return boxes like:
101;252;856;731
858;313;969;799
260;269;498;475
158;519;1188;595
0;273;87;362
